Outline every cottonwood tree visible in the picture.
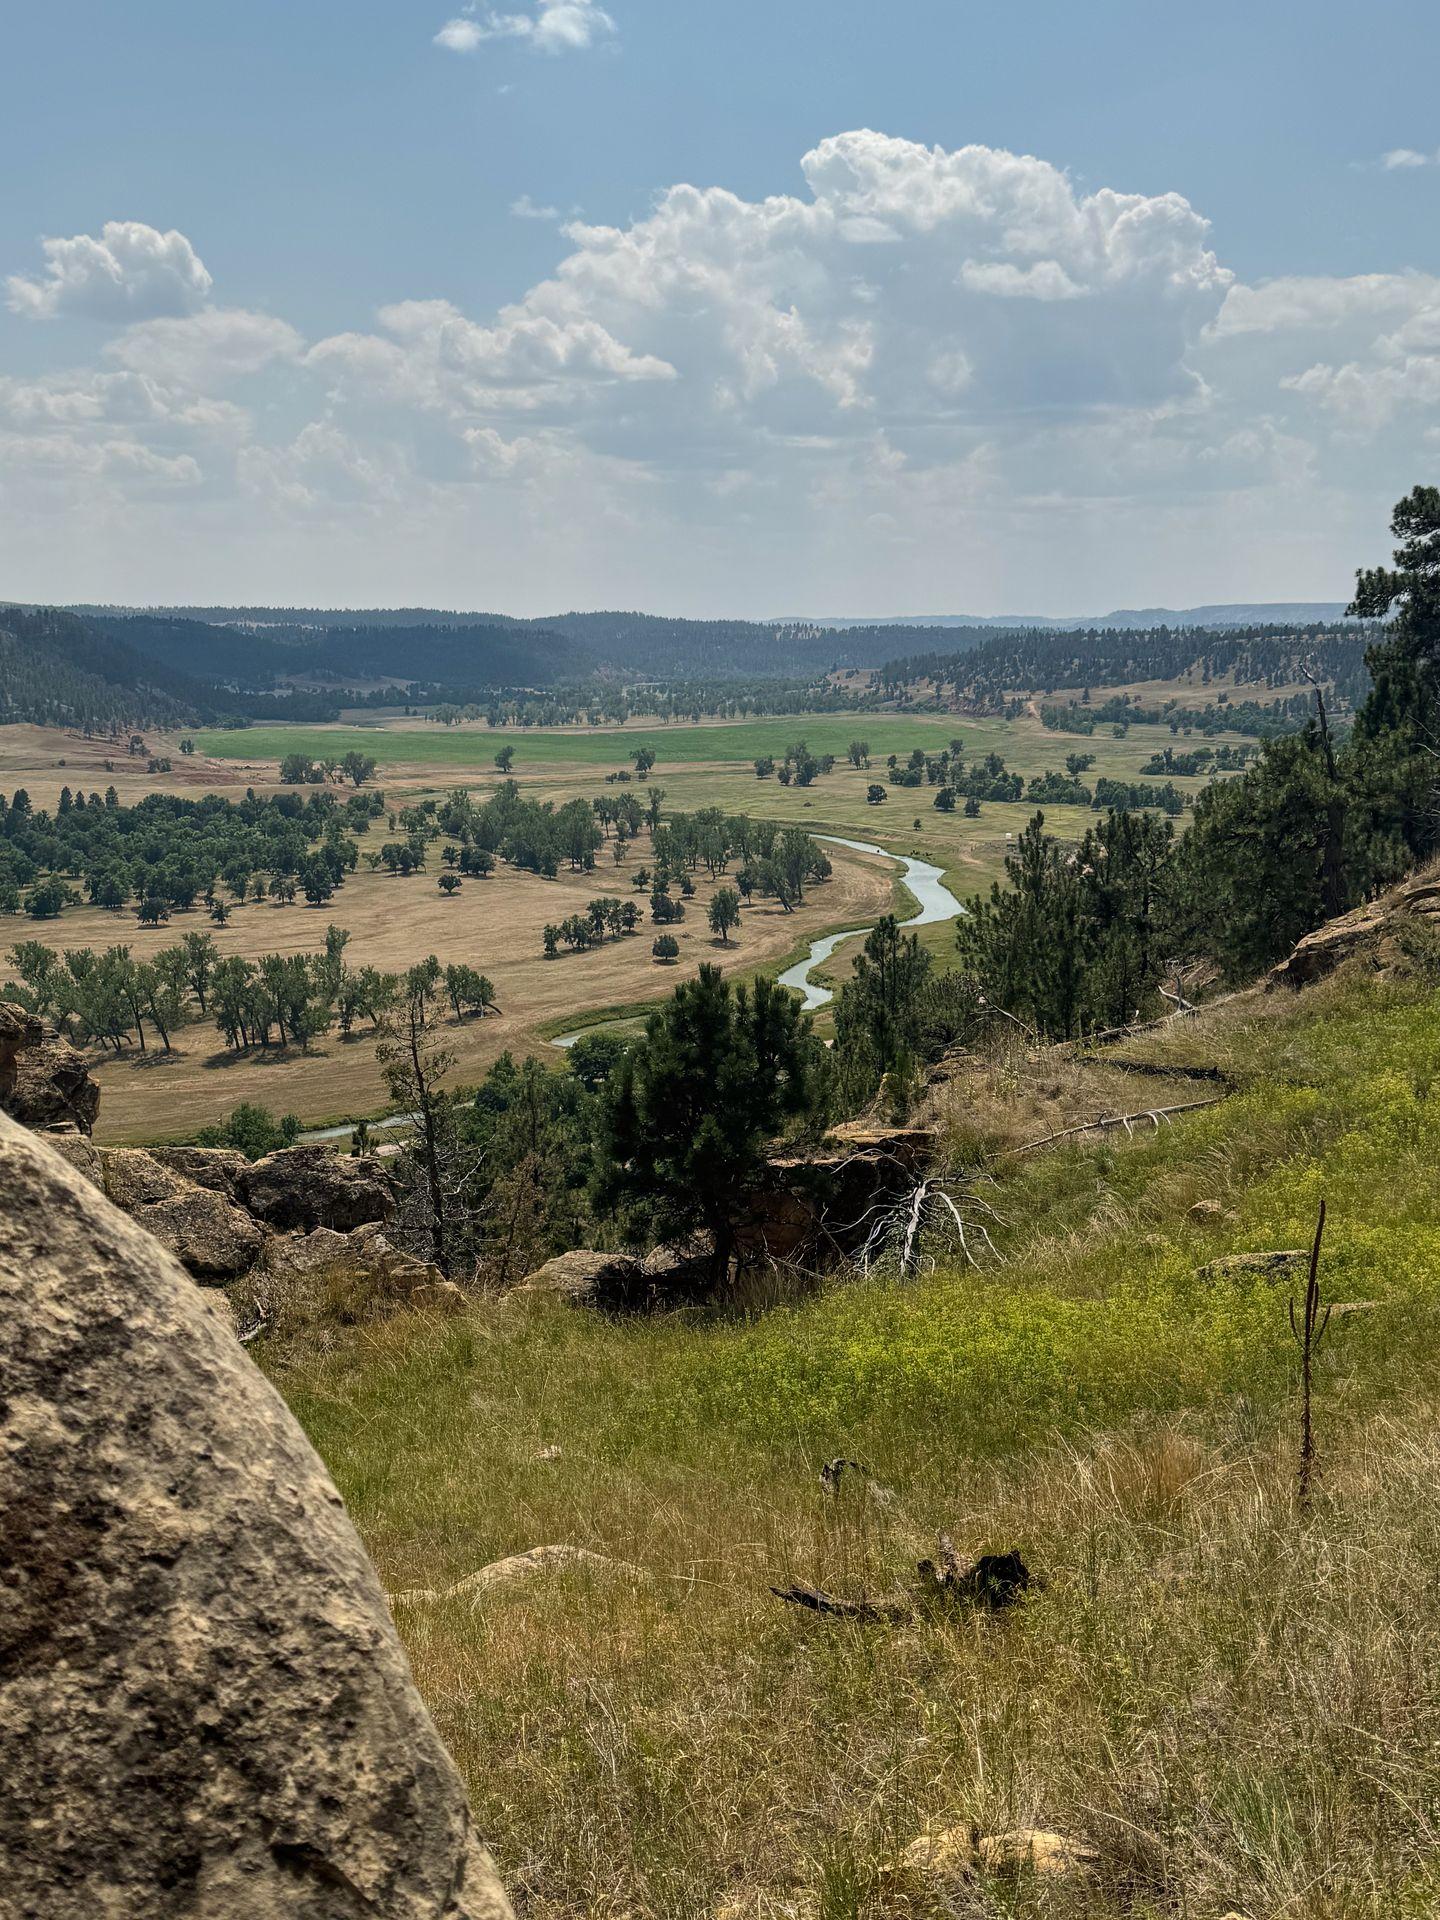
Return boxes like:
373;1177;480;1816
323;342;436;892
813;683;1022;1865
708;886;741;944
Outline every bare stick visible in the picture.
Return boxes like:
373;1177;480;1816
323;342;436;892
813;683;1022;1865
1288;1199;1332;1512
1009;1096;1223;1157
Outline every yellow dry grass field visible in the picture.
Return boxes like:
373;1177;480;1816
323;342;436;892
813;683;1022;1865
0;835;893;1145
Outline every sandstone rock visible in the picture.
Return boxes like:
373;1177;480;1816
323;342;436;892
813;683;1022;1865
1268;898;1390;990
977;1828;1099;1877
895;1823;1098;1891
393;1544;624;1608
410;1280;470;1315
238;1143;395;1233
517;1248;647;1309
41;1127;104;1189
261;1224;359;1280
0;1008;100;1134
134;1187;266;1280
148;1144;249;1197
0;1110;513;1920
896;1826;979;1886
0;998;43;1104
101;1144;194;1211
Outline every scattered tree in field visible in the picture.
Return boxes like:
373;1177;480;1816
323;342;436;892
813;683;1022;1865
494;744;515;773
340;750;377;787
708;886;741;944
445;963;495;1019
867;784;887;805
24;879;76;920
633;746;657;776
847;739;870;768
652;933;680;963
438;872;462;895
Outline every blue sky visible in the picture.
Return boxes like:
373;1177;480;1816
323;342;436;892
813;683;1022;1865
3;0;1439;614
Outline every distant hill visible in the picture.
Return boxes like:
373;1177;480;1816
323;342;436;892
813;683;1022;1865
799;602;1352;632
80;612;594;694
65;606;879;680
0;607;213;733
877;619;1376;713
0;601;1367;728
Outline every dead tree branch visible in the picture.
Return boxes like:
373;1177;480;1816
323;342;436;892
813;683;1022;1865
1009;1096;1223;1158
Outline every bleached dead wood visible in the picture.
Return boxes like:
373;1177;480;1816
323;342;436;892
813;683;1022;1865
1009;1096;1223;1158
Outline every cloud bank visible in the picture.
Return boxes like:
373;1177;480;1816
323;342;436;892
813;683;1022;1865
4;132;1439;611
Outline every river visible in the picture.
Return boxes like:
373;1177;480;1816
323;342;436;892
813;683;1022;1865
555;831;965;1043
301;835;966;1132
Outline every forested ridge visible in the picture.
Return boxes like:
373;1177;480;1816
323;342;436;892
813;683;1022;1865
0;608;208;733
880;621;1376;709
4;595;1379;731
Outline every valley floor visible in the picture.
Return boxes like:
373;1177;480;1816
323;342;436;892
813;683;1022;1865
269;964;1440;1920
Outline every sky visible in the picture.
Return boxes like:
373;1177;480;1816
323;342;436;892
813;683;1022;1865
3;0;1440;618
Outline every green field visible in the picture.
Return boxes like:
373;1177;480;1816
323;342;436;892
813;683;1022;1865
193;712;1000;771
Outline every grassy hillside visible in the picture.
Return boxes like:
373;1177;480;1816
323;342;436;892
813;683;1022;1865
267;963;1440;1918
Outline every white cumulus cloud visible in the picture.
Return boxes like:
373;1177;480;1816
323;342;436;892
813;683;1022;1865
8;137;1440;610
434;0;615;55
106;309;305;388
7;220;213;322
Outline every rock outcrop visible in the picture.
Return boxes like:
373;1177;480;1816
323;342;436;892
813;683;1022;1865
517;1248;649;1310
735;1121;937;1268
133;1186;267;1279
0;1110;512;1919
1269;874;1440;990
237;1143;396;1233
0;999;100;1134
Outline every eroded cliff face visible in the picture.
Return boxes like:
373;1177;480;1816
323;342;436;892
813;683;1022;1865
0;1111;513;1920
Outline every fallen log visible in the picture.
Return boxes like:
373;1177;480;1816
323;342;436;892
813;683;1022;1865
773;1542;1030;1622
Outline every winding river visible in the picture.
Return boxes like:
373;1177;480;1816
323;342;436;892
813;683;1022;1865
774;834;965;1011
554;831;965;1045
301;835;967;1134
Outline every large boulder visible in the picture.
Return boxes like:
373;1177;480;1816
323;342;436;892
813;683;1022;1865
148;1144;249;1198
0;998;43;1103
735;1122;938;1269
100;1144;194;1212
134;1187;266;1280
0;1109;512;1919
517;1248;648;1310
238;1144;396;1233
0;1000;100;1135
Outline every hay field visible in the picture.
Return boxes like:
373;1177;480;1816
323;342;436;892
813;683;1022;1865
0;834;894;1145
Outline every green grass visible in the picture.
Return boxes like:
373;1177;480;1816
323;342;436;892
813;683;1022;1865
193;705;1253;909
193;714;988;771
269;970;1440;1918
